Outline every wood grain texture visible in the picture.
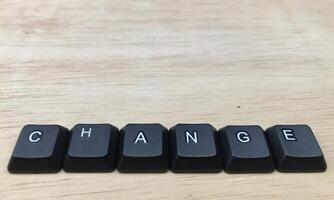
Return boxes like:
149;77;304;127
0;0;334;199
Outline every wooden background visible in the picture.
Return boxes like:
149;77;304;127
0;0;333;199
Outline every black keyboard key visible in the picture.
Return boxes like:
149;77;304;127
8;125;69;173
117;124;169;172
266;125;327;172
63;124;118;172
170;124;222;173
219;125;275;173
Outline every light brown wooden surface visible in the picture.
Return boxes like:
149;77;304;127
1;0;334;199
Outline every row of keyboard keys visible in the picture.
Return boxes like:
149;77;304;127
8;124;327;173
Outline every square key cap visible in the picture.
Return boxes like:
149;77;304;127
170;124;222;173
63;124;118;172
8;125;69;173
219;125;275;173
117;124;169;172
266;125;327;172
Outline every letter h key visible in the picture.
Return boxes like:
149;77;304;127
63;124;118;172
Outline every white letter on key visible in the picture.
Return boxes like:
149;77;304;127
134;131;148;144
